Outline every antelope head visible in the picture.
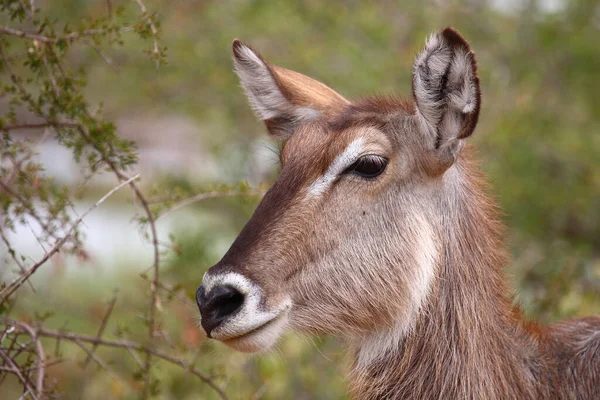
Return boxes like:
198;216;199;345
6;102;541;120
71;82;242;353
196;28;481;353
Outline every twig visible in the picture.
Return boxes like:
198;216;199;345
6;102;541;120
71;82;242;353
0;25;134;44
71;124;160;400
18;389;32;400
0;174;140;303
1;21;161;368
0;5;193;399
155;189;265;220
139;275;196;309
0;358;65;372
0;347;40;400
12;321;45;398
73;338;124;386
11;323;230;400
0;122;79;131
40;45;60;96
133;0;160;68
0;151;23;190
7;31;163;394
25;219;48;254
88;43;121;74
0;40;29;96
81;294;118;368
0;228;36;292
122;340;145;369
0;179;62;243
1;325;15;343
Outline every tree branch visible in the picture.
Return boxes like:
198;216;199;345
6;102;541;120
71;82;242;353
1;322;229;400
81;294;118;369
133;0;160;68
0;122;79;131
11;321;46;399
155;188;265;220
0;25;133;44
73;338;124;386
73;124;162;399
0;347;40;400
0;174;140;303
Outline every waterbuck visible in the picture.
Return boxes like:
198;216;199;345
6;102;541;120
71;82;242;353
196;27;600;399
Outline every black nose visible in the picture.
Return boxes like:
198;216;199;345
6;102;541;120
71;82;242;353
196;284;245;336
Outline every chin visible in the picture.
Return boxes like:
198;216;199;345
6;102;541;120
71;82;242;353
219;312;288;353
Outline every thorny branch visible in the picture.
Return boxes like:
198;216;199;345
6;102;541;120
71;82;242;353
0;123;80;131
133;0;161;68
0;347;40;400
1;22;161;392
1;25;160;397
75;122;162;399
0;174;140;303
0;25;134;44
0;319;230;400
0;1;236;398
139;275;196;309
0;228;35;292
73;337;124;386
12;321;45;399
155;188;266;220
81;295;118;369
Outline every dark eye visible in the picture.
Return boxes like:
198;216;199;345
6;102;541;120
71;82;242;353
344;155;388;179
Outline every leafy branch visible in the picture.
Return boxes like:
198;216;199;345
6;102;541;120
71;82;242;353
0;1;249;398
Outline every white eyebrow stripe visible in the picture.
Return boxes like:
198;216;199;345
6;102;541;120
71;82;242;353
308;137;366;197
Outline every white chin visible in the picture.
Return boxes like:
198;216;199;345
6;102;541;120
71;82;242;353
220;313;288;353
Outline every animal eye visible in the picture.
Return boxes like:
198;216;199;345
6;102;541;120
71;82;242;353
344;155;388;179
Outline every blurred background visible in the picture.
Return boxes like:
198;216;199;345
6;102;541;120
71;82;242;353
2;0;599;398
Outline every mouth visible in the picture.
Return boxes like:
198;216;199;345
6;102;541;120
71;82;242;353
212;310;289;353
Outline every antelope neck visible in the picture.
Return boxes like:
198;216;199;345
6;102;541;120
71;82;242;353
350;155;539;399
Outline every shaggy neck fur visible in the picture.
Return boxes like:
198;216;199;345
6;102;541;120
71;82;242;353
349;151;544;399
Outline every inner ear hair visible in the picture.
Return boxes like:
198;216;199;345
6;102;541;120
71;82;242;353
412;27;481;158
232;39;349;140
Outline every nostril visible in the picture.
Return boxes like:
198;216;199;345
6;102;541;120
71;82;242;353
209;285;244;320
197;284;245;335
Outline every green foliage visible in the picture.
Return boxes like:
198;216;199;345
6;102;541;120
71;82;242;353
0;0;159;256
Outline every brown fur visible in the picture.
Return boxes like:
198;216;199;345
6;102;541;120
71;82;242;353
349;150;600;399
201;28;600;399
272;65;349;116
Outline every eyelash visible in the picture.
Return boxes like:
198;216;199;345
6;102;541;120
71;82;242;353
343;155;388;179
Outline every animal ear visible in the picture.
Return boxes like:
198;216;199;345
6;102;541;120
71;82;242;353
412;27;481;168
232;39;348;139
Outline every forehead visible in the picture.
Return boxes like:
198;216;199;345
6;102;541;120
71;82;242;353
280;96;415;166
